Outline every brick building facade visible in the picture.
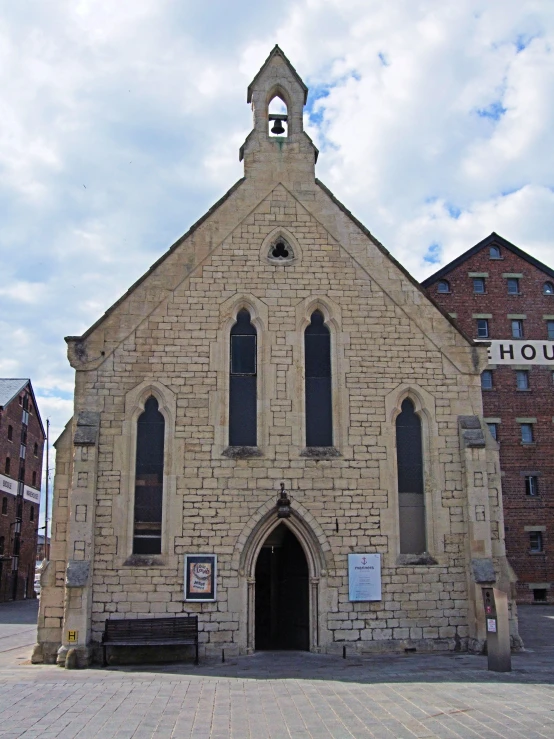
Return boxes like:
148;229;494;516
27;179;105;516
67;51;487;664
34;48;520;667
0;379;45;601
423;234;554;604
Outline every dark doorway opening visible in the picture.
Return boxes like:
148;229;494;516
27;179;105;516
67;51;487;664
255;524;309;650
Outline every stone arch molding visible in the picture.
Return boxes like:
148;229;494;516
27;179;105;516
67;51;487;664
260;227;302;266
236;499;333;653
116;379;178;566
236;498;333;577
382;382;447;565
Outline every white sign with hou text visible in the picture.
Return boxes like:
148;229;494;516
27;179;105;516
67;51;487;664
478;340;554;366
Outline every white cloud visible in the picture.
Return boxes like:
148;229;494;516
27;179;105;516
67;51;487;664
1;0;554;433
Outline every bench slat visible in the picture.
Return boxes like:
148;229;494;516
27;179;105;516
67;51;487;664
102;616;199;666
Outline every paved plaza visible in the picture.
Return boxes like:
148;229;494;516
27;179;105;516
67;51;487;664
0;601;552;738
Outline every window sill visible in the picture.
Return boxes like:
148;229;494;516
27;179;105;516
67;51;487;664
300;446;341;459
222;446;263;459
396;553;438;566
521;442;536;447
529;551;545;556
517;389;532;392
123;555;165;567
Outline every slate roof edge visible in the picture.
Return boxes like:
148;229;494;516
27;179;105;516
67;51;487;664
421;232;554;286
66;178;246;343
0;379;46;439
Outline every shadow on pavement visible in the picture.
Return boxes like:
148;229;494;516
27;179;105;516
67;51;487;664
0;599;39;624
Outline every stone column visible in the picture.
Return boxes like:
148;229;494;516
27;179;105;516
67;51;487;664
57;411;100;668
459;416;497;653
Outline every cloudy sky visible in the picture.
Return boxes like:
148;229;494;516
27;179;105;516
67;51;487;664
1;1;553;519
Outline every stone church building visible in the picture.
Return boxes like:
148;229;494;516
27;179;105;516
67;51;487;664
34;48;519;666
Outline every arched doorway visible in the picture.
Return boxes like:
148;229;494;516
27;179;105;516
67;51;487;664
254;523;309;650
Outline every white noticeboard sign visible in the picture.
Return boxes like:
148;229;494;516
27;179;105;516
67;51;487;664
348;553;381;601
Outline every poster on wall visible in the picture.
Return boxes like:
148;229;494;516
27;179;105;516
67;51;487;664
184;554;217;602
348;554;381;601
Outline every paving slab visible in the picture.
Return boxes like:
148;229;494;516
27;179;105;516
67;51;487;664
0;602;552;738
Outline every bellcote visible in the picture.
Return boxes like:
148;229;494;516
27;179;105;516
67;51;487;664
240;46;318;182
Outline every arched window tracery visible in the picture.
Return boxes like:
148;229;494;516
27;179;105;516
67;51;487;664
229;309;257;446
133;396;164;555
305;310;332;447
396;398;426;554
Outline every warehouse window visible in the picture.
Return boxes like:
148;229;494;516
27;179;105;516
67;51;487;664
4;458;10;475
437;280;450;293
305;310;332;447
481;370;493;390
520;424;534;444
489;246;501;259
547;321;554;340
33;443;38;456
511;320;524;338
487;423;498;441
544;282;554;295
229;309;257;446
1;498;6;515
529;531;543;553
133;396;164;555
396;398;426;554
476;319;489;338
30;506;34;522
7;426;13;442
525;476;539;496
507;278;519;295
473;277;485;294
516;371;529;390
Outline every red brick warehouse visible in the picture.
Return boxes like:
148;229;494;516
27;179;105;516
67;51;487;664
0;380;46;601
423;233;554;604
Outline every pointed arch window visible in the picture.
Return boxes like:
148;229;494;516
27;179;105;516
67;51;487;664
229;309;257;446
268;94;288;137
305;310;332;446
133;396;164;555
396;398;426;554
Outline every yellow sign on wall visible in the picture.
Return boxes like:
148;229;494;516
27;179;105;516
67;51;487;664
67;630;78;643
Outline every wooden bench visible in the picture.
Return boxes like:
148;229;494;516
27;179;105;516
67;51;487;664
101;616;199;666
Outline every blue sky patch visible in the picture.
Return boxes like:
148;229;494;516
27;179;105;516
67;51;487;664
423;242;442;265
476;101;507;120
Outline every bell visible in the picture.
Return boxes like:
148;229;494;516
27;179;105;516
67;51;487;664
271;118;285;135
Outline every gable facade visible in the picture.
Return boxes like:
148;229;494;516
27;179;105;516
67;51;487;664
34;48;520;666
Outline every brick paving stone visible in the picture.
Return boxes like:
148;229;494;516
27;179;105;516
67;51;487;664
0;605;553;738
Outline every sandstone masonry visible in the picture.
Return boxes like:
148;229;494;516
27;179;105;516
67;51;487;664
34;47;520;668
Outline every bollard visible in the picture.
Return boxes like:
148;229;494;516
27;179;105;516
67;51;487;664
222;649;225;664
342;645;346;659
482;587;511;672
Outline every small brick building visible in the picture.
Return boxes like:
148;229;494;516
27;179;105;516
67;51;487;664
0;379;45;601
35;48;520;667
423;234;554;604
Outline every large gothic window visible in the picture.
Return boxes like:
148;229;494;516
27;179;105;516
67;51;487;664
133;396;164;554
229;309;257;446
305;310;332;446
396;398;426;554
